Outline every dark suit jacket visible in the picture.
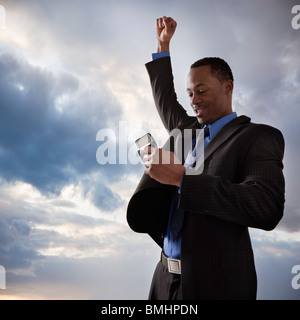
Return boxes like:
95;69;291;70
127;57;285;300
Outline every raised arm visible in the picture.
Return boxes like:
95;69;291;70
146;17;193;132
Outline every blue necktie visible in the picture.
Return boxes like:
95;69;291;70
204;125;210;139
170;126;210;240
192;126;209;167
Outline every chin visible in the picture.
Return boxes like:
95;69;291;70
197;117;205;124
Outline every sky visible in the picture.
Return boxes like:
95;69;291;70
0;0;299;300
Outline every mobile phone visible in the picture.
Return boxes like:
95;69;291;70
135;133;157;157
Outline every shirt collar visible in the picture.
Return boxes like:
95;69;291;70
204;112;237;140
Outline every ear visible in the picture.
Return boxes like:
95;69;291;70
225;80;234;95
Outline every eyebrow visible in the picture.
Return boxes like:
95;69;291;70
186;83;206;91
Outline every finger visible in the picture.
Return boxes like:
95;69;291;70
142;154;151;163
144;161;149;169
162;16;168;29
144;161;150;174
158;17;164;29
144;160;151;173
151;147;161;164
140;145;153;156
156;18;161;29
156;18;160;29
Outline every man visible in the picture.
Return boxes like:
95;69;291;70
127;16;285;300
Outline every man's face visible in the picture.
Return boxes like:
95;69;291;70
187;65;233;125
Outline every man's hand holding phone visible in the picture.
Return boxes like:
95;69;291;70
136;135;185;187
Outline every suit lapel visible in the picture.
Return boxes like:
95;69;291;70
131;116;250;196
204;115;251;161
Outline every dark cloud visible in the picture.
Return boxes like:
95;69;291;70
0;52;128;212
92;184;126;212
0;218;15;249
0;217;42;270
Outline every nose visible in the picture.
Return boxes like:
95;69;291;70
190;93;202;108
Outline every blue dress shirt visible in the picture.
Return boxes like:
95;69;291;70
163;112;237;258
152;52;237;258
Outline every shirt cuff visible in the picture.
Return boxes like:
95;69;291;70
152;52;170;60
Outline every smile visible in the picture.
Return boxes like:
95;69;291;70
193;106;206;115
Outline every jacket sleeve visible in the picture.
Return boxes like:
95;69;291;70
179;127;285;231
145;57;192;132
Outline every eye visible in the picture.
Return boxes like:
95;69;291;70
187;89;208;98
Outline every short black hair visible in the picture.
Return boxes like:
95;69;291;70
190;57;234;83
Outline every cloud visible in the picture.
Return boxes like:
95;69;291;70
0;178;161;299
0;218;16;249
255;251;300;300
251;232;300;300
0;180;128;277
4;244;160;300
162;0;300;128
92;184;126;212
277;205;300;233
0;217;42;271
0;52;129;210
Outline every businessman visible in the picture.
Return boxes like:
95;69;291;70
127;16;285;300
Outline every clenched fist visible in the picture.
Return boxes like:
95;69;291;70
156;16;177;53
